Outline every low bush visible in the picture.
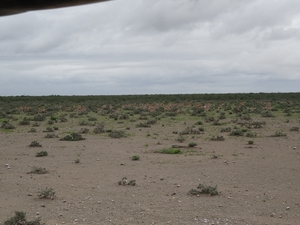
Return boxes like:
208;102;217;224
118;177;136;186
188;142;197;147
131;155;140;161
176;135;185;143
36;151;48;157
38;187;55;199
248;140;254;145
29;141;42;147
271;131;287;137
220;127;231;132
290;127;299;131
4;211;43;225
156;148;182;154
28;128;36;133
44;133;58;138
188;183;219;196
109;130;126;138
27;167;48;174
1;121;15;129
210;136;225;141
230;129;244;136
60;132;85;141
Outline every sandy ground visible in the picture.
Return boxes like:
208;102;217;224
0;114;300;225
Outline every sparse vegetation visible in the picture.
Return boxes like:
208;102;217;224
1;93;300;222
290;127;299;131
131;155;140;161
156;148;182;154
118;177;136;186
38;187;55;199
35;151;48;157
4;211;43;225
109;130;126;138
60;132;85;141
27;167;48;174
188;142;197;147
188;183;219;196
271;131;287;137
248;140;254;145
29;141;42;147
210;136;225;141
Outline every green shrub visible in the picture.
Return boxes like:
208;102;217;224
176;135;185;143
29;141;42;147
27;167;48;174
60;132;85;141
19;118;30;125
198;127;205;132
156;148;182;154
33;114;46;121
36;151;48;157
109;130;126;138
131;155;140;161
188;142;197;147
44;133;58;138
230;129;244;136
248;140;254;145
118;177;136;186
38;187;55;199
210;136;225;141
43;127;54;132
195;121;203;125
271;131;287;137
32;122;40;127
290;127;299;131
245;132;257;137
220;127;231;132
261;111;274;117
136;122;151;128
1;121;15;129
88;117;98;121
188;183;219;196
93;123;105;134
28;128;36;133
4;211;43;225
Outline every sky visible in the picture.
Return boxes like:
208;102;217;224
0;0;300;96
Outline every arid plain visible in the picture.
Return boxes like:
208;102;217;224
0;95;299;225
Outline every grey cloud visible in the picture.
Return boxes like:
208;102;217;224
1;0;300;96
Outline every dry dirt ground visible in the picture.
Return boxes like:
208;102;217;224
0;114;300;225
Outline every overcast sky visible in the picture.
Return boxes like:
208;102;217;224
0;0;300;96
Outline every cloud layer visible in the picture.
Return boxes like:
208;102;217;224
1;0;300;95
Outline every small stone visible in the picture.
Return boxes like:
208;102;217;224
36;212;40;215
286;206;290;210
28;193;33;196
271;213;275;217
293;147;296;150
177;184;180;187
